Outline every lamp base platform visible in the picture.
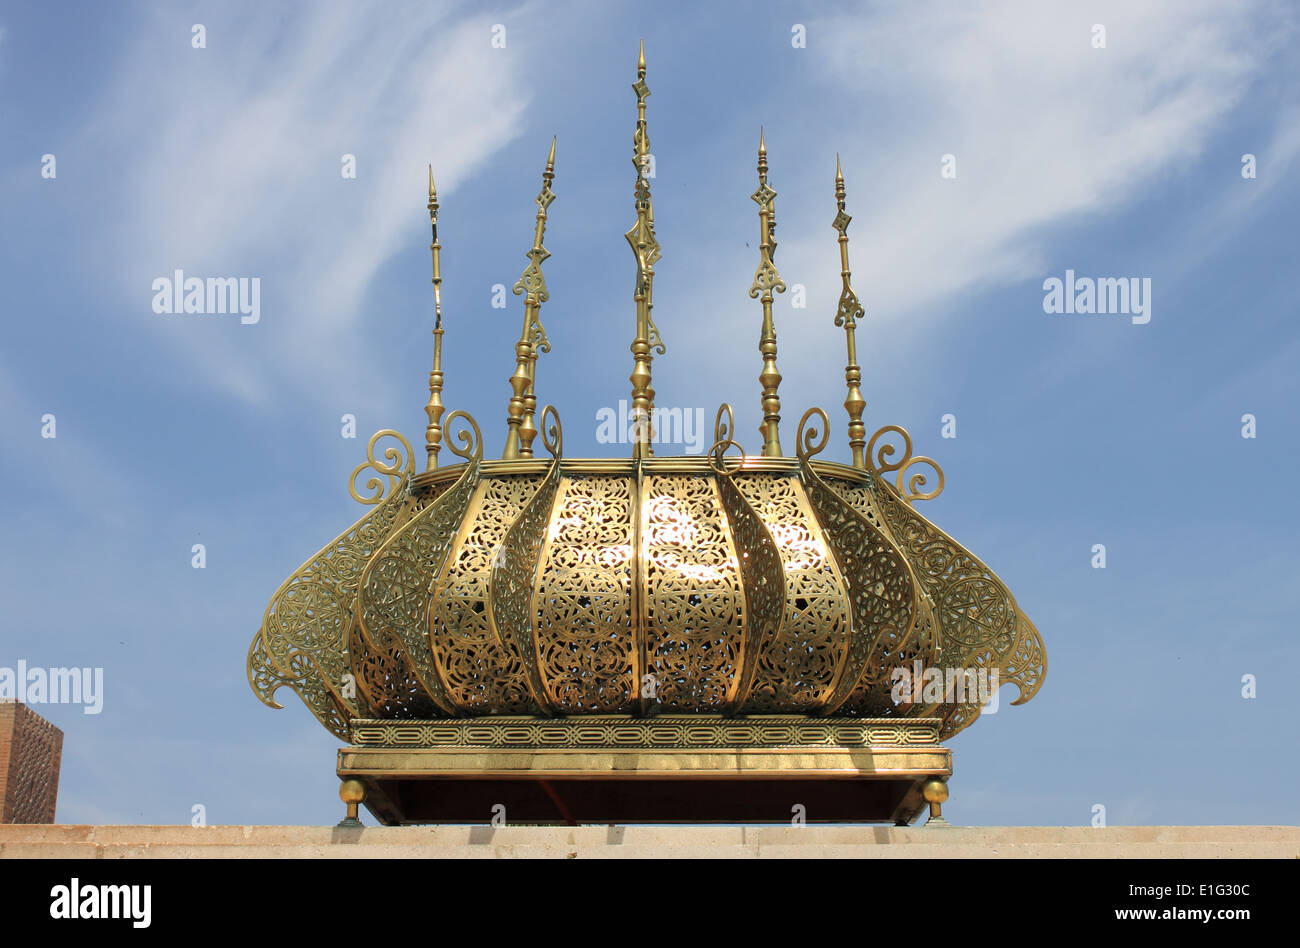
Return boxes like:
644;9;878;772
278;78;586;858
336;715;952;826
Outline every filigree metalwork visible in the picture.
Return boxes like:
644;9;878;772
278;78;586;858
867;476;1046;737
796;409;920;715
247;631;351;740
489;406;564;710
866;424;945;503
819;473;940;717
734;471;850;713
428;472;544;714
641;472;744;710
707;434;785;713
355;411;484;717
251;430;418;737
252;43;1048;762
534;473;637;713
347;486;443;718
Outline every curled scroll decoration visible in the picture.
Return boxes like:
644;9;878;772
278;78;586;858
795;408;921;715
714;402;735;449
349;429;416;505
354;411;484;718
489;406;565;710
444;409;484;462
648;316;666;357
707;429;785;713
866;424;944;503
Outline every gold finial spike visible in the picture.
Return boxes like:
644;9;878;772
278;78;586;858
425;165;446;471
832;158;867;469
626;41;665;459
502;141;556;460
750;130;786;457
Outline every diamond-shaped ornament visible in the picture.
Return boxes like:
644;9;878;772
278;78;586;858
751;182;776;207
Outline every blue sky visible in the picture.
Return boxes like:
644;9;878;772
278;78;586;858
1;0;1297;827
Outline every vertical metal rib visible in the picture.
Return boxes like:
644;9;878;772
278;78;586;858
356;412;484;716
708;429;785;713
489;406;565;711
795;409;920;714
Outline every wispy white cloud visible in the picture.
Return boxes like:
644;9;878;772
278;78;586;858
83;3;534;416
795;0;1293;329
673;0;1296;394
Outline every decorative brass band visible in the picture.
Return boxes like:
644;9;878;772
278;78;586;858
348;715;943;749
489;406;564;709
795;409;921;715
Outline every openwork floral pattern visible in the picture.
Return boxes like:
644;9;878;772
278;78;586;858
251;411;1043;741
533;475;637;712
641;473;743;710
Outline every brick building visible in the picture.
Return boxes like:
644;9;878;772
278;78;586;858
0;702;63;823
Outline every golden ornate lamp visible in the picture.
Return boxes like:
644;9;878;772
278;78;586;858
247;44;1045;826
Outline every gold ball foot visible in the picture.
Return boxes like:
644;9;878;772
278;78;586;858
921;777;951;827
337;778;366;828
